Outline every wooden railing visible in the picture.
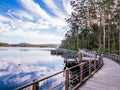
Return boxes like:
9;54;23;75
65;58;103;90
16;55;103;90
103;53;120;64
16;70;65;90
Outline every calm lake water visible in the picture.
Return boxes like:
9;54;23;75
0;47;65;90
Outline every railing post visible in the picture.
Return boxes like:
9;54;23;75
65;69;69;90
118;55;119;60
94;60;96;72
99;54;103;66
98;57;101;67
101;54;103;65
89;60;91;76
78;52;82;62
64;55;67;62
32;80;39;90
80;64;83;83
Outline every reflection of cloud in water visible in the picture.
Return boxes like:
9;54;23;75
0;47;64;89
1;62;50;79
1;55;61;64
12;75;31;84
0;56;63;75
0;47;55;51
0;61;9;70
0;57;64;86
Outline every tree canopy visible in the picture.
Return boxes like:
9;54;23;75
60;0;120;55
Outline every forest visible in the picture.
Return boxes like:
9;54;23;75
60;0;120;55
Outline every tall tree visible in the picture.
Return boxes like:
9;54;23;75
115;0;120;55
60;0;119;54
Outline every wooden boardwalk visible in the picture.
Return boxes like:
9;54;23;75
78;57;120;90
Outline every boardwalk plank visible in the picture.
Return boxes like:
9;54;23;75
78;58;120;90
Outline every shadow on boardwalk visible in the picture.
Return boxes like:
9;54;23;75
78;58;120;90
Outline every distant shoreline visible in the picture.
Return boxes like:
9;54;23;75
0;42;59;48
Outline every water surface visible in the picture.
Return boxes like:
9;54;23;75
0;47;65;90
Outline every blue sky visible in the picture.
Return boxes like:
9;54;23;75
0;0;72;44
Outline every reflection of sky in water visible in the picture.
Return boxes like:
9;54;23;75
0;47;65;90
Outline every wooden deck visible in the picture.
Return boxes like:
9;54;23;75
78;57;120;90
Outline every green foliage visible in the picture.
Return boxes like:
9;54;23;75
60;0;120;54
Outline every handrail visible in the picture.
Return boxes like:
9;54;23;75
16;70;64;90
67;61;88;70
16;52;103;90
104;53;120;64
17;60;103;90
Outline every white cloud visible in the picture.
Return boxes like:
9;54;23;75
10;10;34;20
20;0;54;21
0;0;71;44
42;0;66;19
62;0;72;16
0;28;63;44
19;0;68;27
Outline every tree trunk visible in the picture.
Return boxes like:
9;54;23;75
117;23;120;55
107;14;111;53
99;8;102;51
76;28;79;50
103;19;106;53
108;24;110;53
